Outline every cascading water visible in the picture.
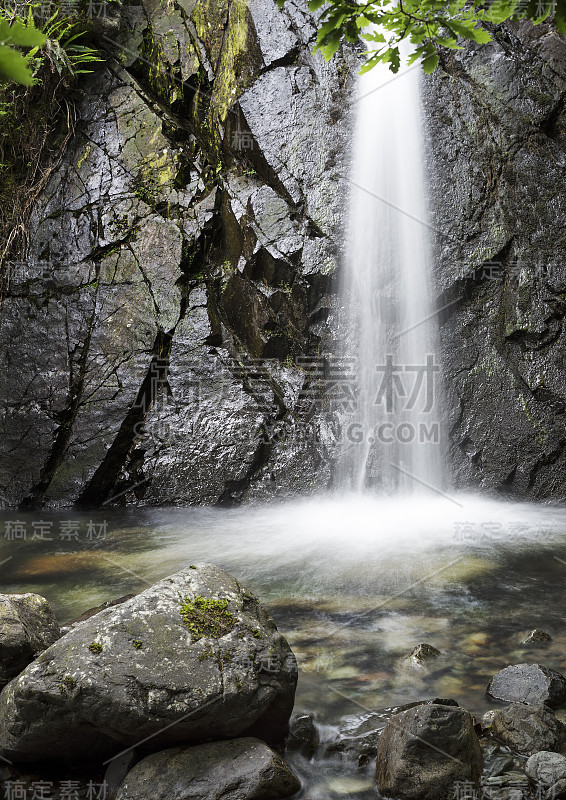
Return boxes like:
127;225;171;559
339;48;445;494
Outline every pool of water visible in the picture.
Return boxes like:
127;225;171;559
2;492;566;797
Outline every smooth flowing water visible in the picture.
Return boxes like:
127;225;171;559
340;50;443;493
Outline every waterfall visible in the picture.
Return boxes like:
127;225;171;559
338;49;445;494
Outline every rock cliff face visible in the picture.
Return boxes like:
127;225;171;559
423;22;566;500
0;1;565;507
0;0;354;508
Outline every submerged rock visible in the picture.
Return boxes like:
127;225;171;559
375;703;482;800
523;630;553;646
0;593;61;686
488;704;565;756
401;643;441;669
114;738;301;800
487;664;566;708
0;564;297;764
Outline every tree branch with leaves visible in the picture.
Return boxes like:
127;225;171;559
276;0;566;73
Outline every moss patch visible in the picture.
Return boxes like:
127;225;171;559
180;595;236;641
57;675;77;694
88;642;103;654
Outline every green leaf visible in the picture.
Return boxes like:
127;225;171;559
0;18;46;48
0;44;34;84
421;51;439;73
470;26;492;43
362;30;387;42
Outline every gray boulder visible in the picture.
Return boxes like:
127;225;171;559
489;704;564;756
526;752;566;788
0;564;297;764
487;664;566;708
375;703;482;800
0;593;61;686
114;738;301;800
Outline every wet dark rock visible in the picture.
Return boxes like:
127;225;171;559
325;700;460;767
488;704;565;756
423;21;566;501
483;751;516;779
546;779;566;799
1;8;566;504
0;0;353;509
526;752;566;788
375;703;482;800
287;713;319;753
104;751;138;800
114;738;301;800
423;697;460;707
0;593;61;687
0;564;297;764
523;630;553;646
326;711;388;767
487;664;566;708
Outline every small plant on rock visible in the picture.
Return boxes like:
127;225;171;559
180;595;236;641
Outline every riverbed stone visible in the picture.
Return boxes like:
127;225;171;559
523;630;553;646
0;593;61;686
487;664;566;708
489;704;565;756
402;643;442;669
114;738;301;800
526;752;566;788
375;703;482;800
0;564;297;764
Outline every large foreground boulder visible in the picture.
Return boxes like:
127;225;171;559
376;703;482;800
0;593;61;686
487;664;566;708
0;564;297;764
488;704;565;756
115;738;301;800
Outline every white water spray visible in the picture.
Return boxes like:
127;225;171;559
339;48;444;493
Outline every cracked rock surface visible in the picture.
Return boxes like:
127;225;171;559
0;0;353;508
423;21;566;499
1;3;566;506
